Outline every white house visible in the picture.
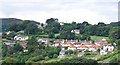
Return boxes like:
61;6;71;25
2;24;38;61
103;45;108;51
100;44;114;55
60;22;64;25
14;35;29;41
23;49;28;52
77;44;88;51
58;49;66;58
71;29;80;34
52;43;60;47
96;39;108;46
68;45;76;50
88;44;100;51
73;43;81;47
100;49;107;55
37;38;49;44
61;41;71;47
3;42;16;46
108;45;114;52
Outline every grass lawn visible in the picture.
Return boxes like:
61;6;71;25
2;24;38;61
55;33;60;37
75;34;109;41
91;36;109;41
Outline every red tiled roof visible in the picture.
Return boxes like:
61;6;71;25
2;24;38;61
77;45;88;48
20;43;27;47
98;40;108;45
64;41;71;44
69;45;76;48
89;44;100;49
84;41;92;45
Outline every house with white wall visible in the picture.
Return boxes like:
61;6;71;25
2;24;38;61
37;38;49;44
88;44;100;51
61;41;71;47
68;45;76;50
77;44;88;51
71;29;80;34
14;35;29;41
3;42;16;47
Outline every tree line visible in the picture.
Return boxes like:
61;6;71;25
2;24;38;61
7;18;120;44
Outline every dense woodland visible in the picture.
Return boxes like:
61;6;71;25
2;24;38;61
1;18;120;64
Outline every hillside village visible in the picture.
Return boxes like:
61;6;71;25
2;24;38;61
1;18;120;64
3;31;116;57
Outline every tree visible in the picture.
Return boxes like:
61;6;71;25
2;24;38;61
82;21;89;26
53;54;58;58
27;36;38;45
59;31;75;40
27;55;45;62
45;18;61;34
2;32;7;38
48;33;55;38
109;27;120;46
13;44;23;51
81;34;91;41
7;31;16;39
97;22;106;26
4;57;19;63
109;27;120;39
2;44;8;57
8;23;22;32
24;22;39;34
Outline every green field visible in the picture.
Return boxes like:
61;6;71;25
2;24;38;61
55;33;109;41
90;36;109;41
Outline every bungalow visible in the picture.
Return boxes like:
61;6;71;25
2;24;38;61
37;38;49;44
61;40;71;47
52;43;61;47
100;49;107;55
102;44;114;52
68;45;76;50
3;42;15;46
88;44;100;51
14;35;29;41
100;44;114;55
77;44;88;51
73;43;81;47
82;41;92;47
60;22;64;25
71;29;80;34
70;40;76;44
95;39;108;46
23;49;28;52
108;45;114;52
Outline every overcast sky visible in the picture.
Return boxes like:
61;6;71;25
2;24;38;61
0;0;119;24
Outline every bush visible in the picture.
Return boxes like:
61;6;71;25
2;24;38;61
27;55;45;62
53;54;58;58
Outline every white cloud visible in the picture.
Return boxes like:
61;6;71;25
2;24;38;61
0;0;119;24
